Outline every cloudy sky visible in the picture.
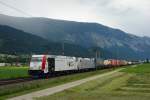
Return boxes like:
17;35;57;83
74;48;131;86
0;0;150;37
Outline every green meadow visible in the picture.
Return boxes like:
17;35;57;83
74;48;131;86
0;68;112;100
36;64;150;100
0;66;29;79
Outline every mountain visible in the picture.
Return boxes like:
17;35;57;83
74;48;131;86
0;25;57;54
0;14;150;59
0;25;99;57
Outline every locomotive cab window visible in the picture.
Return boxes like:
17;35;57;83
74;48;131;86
31;57;42;62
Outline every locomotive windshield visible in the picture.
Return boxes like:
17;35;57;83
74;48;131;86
31;57;42;62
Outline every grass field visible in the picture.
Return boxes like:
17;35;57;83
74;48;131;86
36;63;150;100
0;66;29;79
0;68;113;100
121;64;150;74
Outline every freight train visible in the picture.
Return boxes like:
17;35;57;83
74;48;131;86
29;55;132;77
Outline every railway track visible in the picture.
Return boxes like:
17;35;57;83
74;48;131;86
0;77;33;86
0;67;122;86
0;73;78;86
0;71;92;86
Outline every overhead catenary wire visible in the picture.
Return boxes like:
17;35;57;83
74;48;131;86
0;0;32;17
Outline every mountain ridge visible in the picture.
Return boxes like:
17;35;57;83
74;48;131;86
0;14;150;59
0;25;110;58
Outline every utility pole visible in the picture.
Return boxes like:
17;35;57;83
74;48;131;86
116;47;119;67
98;51;100;58
95;49;98;70
62;41;65;56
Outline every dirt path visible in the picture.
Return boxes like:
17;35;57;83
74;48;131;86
8;68;124;100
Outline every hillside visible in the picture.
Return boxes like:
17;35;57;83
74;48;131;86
0;25;48;54
0;25;97;57
0;14;150;59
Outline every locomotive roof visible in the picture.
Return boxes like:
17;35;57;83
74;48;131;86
31;55;94;59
